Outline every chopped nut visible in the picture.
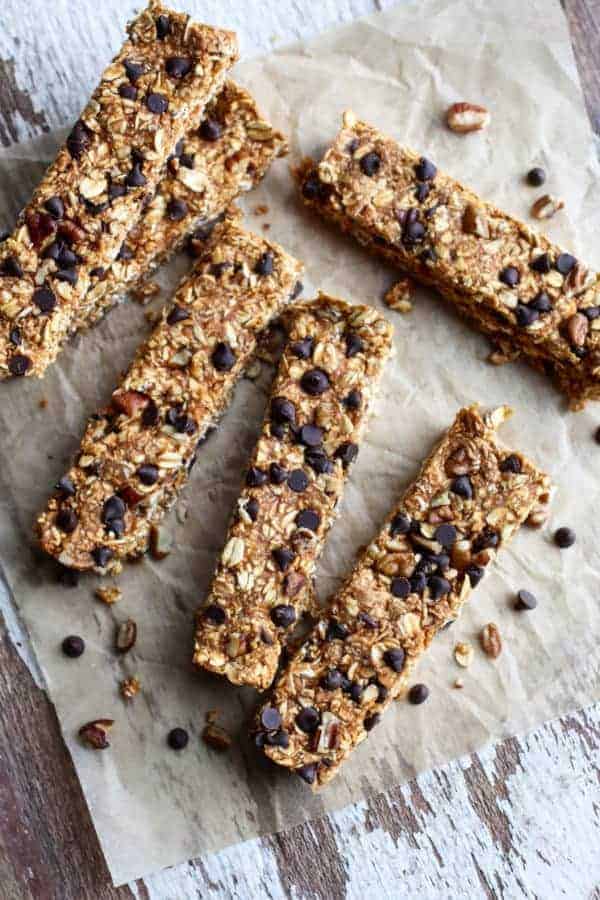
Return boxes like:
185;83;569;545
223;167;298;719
79;719;113;750
446;102;491;133
202;722;232;752
120;676;141;700
116;618;137;653
462;203;490;239
530;194;564;220
95;585;122;605
480;623;502;658
526;503;549;528
112;389;148;417
566;312;589;348
384;278;414;313
150;524;173;560
454;641;474;668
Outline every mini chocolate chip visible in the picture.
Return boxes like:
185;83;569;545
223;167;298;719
261;706;282;731
403;220;426;245
56;267;78;286
33;287;56;314
554;526;575;548
271;425;286;441
271;396;296;424
247;466;268;487
62;635;85;658
107;518;125;538
199;118;222;142
472;527;499;552
499;266;520;287
179;153;194;169
304;449;333;475
531;291;552;313
10;353;32;376
343;389;362;410
272;547;296;571
267;729;289;748
516;589;537;610
57;475;76;497
408;683;429;705
167;304;189;326
451;475;473;499
465;564;485;587
434;524;457;547
167;198;188;221
119;84;138;100
56;508;78;533
167;728;188;750
298;424;323;448
391;576;410;598
296;707;320;733
45;196;64;219
137;464;159;485
556;253;576;275
166;56;192;78
515;303;539;327
383;647;405;672
364;713;381;732
156;14;171;38
102;495;125;524
297;763;317;784
415;157;437;181
499;454;521;474
296;509;320;531
358;612;379;630
67;120;91;159
147;92;169;115
255;251;274;276
360;151;381;176
8;327;21;346
415;182;431;202
345;331;364;357
390;513;411;535
269;463;289;485
91;546;113;568
270;605;296;628
321;669;343;690
210;262;231;278
204;604;226;625
410;571;427;595
326;620;349;641
300;368;330;395
291;337;313;359
123;59;144;82
245;498;259;521
212;341;236;371
1;256;23;278
350;683;363;703
108;183;127;202
125;163;147;188
530;252;552;274
334;442;358;468
428;575;451;600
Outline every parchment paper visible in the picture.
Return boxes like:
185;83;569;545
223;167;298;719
1;0;599;886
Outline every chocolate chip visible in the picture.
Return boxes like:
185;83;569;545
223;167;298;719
67;120;91;159
245;498;259;521
291;338;313;359
300;368;330;395
465;564;484;587
119;84;138;101
137;464;159;485
527;167;546;187
554;526;575;548
246;467;268;487
166;304;189;326
296;707;320;733
343;390;362;410
204;604;227;626
56;508;78;533
0;231;8;243
360;151;381;176
9;353;32;375
334;442;358;468
291;280;304;300
472;527;499;552
57;475;76;497
255;251;274;276
531;291;552;313
297;763;317;784
390;512;411;535
261;706;282;731
108;183;127;202
515;303;539;327
56;267;78;286
296;509;320;531
304;449;333;476
125;163;147;188
530;252;552;274
270;605;296;628
62;635;85;658
410;571;427;595
179;153;194;169
8;328;20;348
326;620;349;641
451;475;473;499
499;266;520;287
434;524;456;547
1;256;23;278
584;307;600;321
92;546;113;568
167;728;188;750
428;575;451;600
321;668;343;690
212;342;236;371
298;424;323;448
272;547;296;571
167;198;188;221
344;331;364;357
45;196;64;219
147;93;169;115
408;683;429;705
415;182;431;202
403;219;426;246
166;56;192;78
383;647;405;672
364;713;381;731
123;59;144;82
102;495;125;525
499;454;521;474
556;253;576;275
156;14;171;38
199;118;222;142
269;463;289;485
142;399;159;428
415;157;437;181
210;262;231;278
350;683;363;703
271;396;296;424
391;576;410;598
516;589;537;610
33;286;56;314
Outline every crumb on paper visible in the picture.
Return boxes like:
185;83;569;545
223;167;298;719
202;722;232;752
384;278;413;313
132;280;161;304
38;397;48;409
95;585;122;605
454;641;474;668
254;204;269;216
454;678;465;689
120;676;141;700
262;222;271;230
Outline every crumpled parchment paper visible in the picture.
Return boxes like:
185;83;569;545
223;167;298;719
1;0;599;886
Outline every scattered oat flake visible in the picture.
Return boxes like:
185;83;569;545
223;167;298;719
384;278;413;313
95;585;122;605
254;204;269;216
132;280;161;304
120;676;141;700
202;722;232;752
454;641;474;668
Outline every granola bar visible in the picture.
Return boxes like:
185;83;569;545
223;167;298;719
296;112;600;409
0;2;238;379
255;404;551;787
75;80;288;332
193;294;393;690
36;221;303;575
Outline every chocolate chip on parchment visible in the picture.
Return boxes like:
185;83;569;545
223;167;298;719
62;635;85;658
296;707;320;733
465;564;485;587
271;396;296;424
300;368;330;395
499;266;520;287
360;151;381;176
166;56;192;78
199;118;222;142
554;526;575;548
415;157;437;181
167;728;189;751
556;253;576;275
270;605;296;628
212;341;236;371
33;287;56;314
515;588;538;611
344;331;364;357
167;198;188;221
255;251;274;276
291;337;313;359
56;508;78;533
272;547;296;572
408;683;429;705
527;167;546;187
119;84;138;101
147;92;169;115
269;463;289;485
383;647;405;672
246;466;268;487
296;509;320;531
45;196;64;219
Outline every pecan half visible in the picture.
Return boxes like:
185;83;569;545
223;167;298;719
480;623;502;658
446;102;490;134
79;719;113;749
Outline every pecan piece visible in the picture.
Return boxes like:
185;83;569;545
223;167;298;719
116;618;137;653
454;641;474;668
446;102;490;134
530;194;564;220
202;723;232;752
112;389;149;417
79;719;113;749
480;623;502;658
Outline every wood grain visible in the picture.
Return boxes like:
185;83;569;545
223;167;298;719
0;1;599;898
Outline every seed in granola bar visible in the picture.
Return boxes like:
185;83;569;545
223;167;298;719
146;92;169;115
516;589;537;610
301;368;330;396
271;396;296;424
245;498;259;521
390;512;411;535
261;707;282;731
343;389;362;410
167;199;188;221
246;466;268;487
62;635;85;658
33;287;56;314
92;546;113;568
298;425;323;448
166;304;189;326
334;442;358;468
390;576;410;598
472;527;499;552
499;454;521;474
304;449;333;476
199;118;222;142
0;256;23;278
415;157;437;181
296;706;320;733
434;524;457;547
67;120;91;159
255;251;274;276
360;151;381;177
326;620;349;641
515;303;539;328
204;604;227;625
211;341;236;372
527;167;546;187
530;252;552;273
415;182;431;202
297;763;317;784
167;727;188;751
271;605;296;628
499;266;520;287
166;56;192;79
345;331;364;357
321;668;343;690
465;564;484;587
450;475;473;499
269;463;289;485
383;647;406;672
44;196;64;219
408;683;429;705
119;84;138;100
56;475;76;497
272;547;296;572
554;526;575;548
137;464;159;486
428;575;451;600
291;338;313;359
296;509;320;532
556;253;576;275
56;508;78;533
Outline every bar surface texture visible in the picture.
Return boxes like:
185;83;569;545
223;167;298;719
0;1;238;379
255;404;551;787
193;294;393;690
296;112;600;408
36;220;303;575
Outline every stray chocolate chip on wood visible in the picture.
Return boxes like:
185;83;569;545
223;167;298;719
167;727;189;750
334;442;358;468
408;683;429;705
62;635;85;658
554;526;575;548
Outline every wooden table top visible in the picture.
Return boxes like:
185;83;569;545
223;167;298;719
0;1;599;897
